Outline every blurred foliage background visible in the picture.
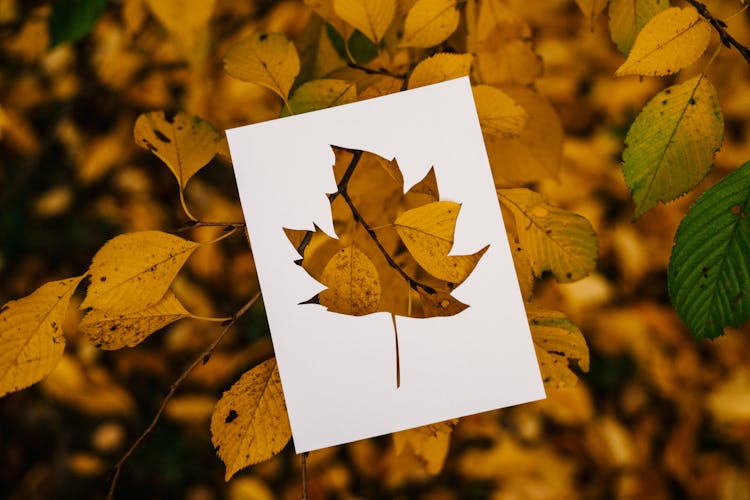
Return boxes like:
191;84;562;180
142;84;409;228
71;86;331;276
2;0;750;498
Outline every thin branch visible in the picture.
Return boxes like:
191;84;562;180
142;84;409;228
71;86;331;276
106;291;262;500
295;149;364;257
340;188;436;294
685;0;750;64
347;62;407;79
176;221;246;233
301;452;309;500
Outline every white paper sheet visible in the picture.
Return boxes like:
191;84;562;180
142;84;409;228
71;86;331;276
226;77;545;453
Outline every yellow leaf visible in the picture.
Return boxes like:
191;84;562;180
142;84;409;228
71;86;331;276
283;79;357;116
210;358;291;480
40;354;135;416
305;0;353;40
485;88;562;184
319;245;381;315
144;0;215;43
358;75;403;100
81;231;200;313
528;307;589;388
333;0;396;43
393;419;458;475
574;0;607;30
608;0;669;55
475;0;526;42
80;291;190;349
394;201;488;283
407;53;473;89
401;0;460;48
472;84;528;137
498;189;597;282
228;477;275;500
475;35;542;86
134;111;221;190
615;6;712;77
0;276;82;397
510;243;534;301
224;33;300;101
165;394;216;423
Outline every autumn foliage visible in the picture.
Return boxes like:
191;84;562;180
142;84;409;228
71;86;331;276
1;0;750;498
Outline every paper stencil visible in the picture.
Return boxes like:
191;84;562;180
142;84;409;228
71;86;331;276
226;77;545;453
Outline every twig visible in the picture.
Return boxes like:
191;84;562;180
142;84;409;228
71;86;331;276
347;62;407;79
301;452;309;500
106;291;262;500
176;221;246;233
296;149;364;257
685;0;750;64
294;147;437;294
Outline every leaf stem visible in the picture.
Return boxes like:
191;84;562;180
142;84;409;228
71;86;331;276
189;314;234;323
392;313;401;388
179;189;199;222
684;0;750;64
106;291;261;500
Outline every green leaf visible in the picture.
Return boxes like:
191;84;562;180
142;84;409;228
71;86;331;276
668;161;750;339
622;75;724;219
48;0;108;47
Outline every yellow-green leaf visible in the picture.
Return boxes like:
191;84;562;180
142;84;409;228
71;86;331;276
407;53;473;89
80;291;190;349
283;79;357;117
528;307;589;388
608;0;669;55
224;33;300;100
622;75;723;219
319;245;381;316
134;111;221;190
615;6;712;77
574;0;607;30
400;0;460;48
393;419;458;475
81;231;200;313
394;201;488;283
210;358;291;480
498;189;597;282
0;276;83;397
333;0;396;44
472;84;528;137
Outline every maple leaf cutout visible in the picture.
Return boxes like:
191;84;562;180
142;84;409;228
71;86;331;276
285;146;488;388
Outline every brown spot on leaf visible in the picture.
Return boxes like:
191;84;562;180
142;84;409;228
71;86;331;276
225;409;238;423
153;129;171;143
